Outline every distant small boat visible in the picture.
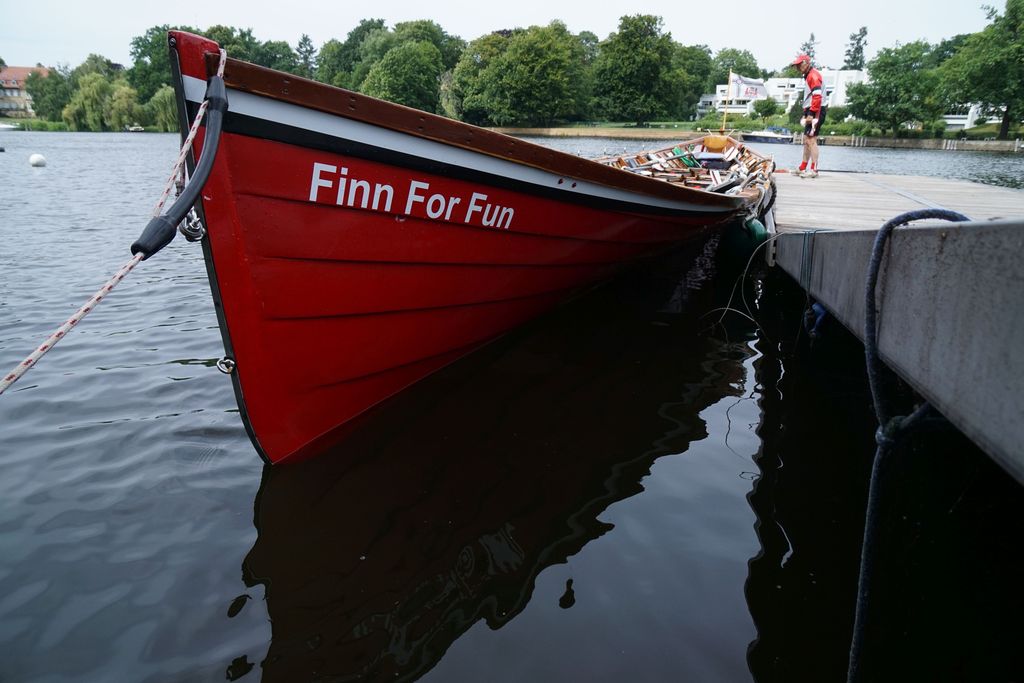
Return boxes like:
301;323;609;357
125;124;145;132
158;30;776;465
0;122;19;131
742;129;794;144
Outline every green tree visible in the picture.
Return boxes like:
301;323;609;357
296;34;317;78
71;54;119;87
129;26;171;102
579;30;599;64
575;30;600;120
361;41;444;112
673;44;713;119
828;105;849;121
930;34;970;66
25;67;72;121
451;31;516;125
314;39;344;85
777;35;819;78
202;26;260;62
941;0;1024;139
0;56;6;70
104;80;142;130
253;40;300;74
350;27;399;89
62;72;113;131
438;69;459;118
128;25;197;102
843;27;868;69
708;48;761;92
147;84;178;131
317;19;385;88
753;98;780;123
393;20;466;70
788;99;803;124
847;41;946;137
800;33;818;60
482;21;589;126
593;15;678;125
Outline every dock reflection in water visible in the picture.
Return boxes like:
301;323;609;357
744;274;1024;682
236;245;756;682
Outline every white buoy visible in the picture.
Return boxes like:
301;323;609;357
29;153;46;167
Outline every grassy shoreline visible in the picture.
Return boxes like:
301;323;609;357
5;118;1017;152
491;126;699;139
491;126;1022;152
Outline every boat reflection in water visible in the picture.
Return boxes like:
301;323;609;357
235;242;752;681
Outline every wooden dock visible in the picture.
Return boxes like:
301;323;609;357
767;171;1024;482
773;171;1023;231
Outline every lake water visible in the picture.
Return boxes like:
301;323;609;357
0;132;1021;682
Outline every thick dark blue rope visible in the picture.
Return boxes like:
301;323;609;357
862;209;970;426
848;208;969;683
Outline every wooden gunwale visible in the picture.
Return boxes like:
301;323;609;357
202;53;755;211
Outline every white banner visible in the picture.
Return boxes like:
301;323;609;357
730;74;767;100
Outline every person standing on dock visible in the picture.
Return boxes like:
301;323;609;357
792;54;827;178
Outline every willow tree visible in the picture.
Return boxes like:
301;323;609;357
147;84;178;131
62;72;113;131
104;81;142;130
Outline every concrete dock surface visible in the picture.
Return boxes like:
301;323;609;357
768;171;1024;482
773;171;1023;231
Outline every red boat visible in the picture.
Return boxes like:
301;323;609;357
158;31;774;465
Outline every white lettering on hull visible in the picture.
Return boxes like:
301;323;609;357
309;163;516;230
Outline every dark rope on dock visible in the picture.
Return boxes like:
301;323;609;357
847;208;969;683
863;209;969;427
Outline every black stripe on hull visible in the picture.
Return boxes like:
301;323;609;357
186;101;739;222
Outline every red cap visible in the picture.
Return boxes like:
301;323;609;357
790;53;811;66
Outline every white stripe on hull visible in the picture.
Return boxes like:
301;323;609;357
183;75;733;215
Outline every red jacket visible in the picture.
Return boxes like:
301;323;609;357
802;68;824;114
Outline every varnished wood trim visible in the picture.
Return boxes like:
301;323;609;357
204;53;754;211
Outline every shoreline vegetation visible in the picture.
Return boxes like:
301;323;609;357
5;118;1018;153
490;127;1023;153
5;4;1021;141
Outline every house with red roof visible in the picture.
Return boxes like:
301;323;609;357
0;66;50;117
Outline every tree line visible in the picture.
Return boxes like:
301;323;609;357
21;2;1023;139
24;15;800;131
25;15;721;130
847;0;1022;139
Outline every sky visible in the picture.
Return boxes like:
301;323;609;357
1;0;993;73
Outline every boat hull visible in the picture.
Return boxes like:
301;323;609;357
170;32;760;464
742;133;794;144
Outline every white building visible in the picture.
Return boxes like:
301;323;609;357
696;68;997;132
697;69;868;118
0;66;49;117
941;103;995;131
